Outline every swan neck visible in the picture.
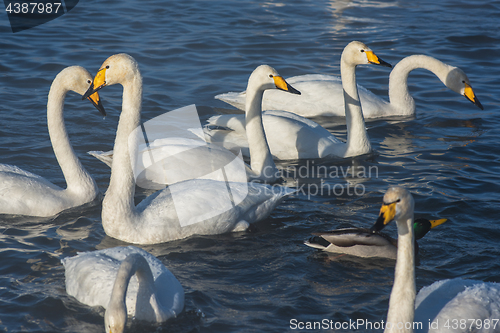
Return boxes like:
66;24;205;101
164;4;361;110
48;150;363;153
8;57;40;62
389;55;450;115
245;85;278;180
47;78;97;196
106;254;158;324
340;58;371;157
103;74;143;232
385;217;416;333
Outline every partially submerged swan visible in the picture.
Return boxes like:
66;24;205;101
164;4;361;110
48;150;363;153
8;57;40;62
62;246;184;333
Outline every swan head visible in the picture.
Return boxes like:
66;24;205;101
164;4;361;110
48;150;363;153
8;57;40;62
58;66;106;116
104;300;127;333
370;187;414;234
342;41;392;68
247;65;301;95
83;53;141;99
445;67;483;110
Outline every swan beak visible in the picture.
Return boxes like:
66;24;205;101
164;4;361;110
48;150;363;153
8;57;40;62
86;91;106;117
365;51;392;68
82;67;107;100
370;202;397;232
463;82;484;110
273;76;301;95
429;218;447;229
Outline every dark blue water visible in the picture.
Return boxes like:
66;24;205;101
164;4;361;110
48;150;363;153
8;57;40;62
1;0;499;332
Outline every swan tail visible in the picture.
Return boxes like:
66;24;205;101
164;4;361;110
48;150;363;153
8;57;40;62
215;91;246;110
88;150;113;168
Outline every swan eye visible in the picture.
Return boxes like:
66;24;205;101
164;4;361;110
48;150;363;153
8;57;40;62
396;199;401;203
87;79;91;84
106;65;110;69
269;74;273;78
360;49;365;53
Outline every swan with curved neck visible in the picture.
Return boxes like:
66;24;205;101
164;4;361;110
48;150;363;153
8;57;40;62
371;187;500;333
216;54;483;118
0;66;105;217
62;246;184;333
88;65;300;185
83;54;295;244
206;41;392;160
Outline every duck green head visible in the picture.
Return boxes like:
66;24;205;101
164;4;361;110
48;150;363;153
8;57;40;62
413;218;447;241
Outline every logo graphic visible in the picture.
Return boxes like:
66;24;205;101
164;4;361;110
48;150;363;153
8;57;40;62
3;0;79;33
128;104;249;227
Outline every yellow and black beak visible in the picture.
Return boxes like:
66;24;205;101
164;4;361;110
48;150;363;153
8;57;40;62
86;91;106;116
365;50;392;68
82;67;107;100
273;76;301;95
429;218;447;229
370;201;397;232
463;82;484;110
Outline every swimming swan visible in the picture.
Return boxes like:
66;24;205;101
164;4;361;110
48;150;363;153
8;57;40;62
304;218;447;260
88;65;301;186
0;66;105;217
83;54;295;244
62;246;184;333
216;55;483;118
371;187;500;332
205;41;392;160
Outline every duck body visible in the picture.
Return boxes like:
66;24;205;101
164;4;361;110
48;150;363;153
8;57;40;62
216;55;483;118
0;66;104;217
305;218;447;260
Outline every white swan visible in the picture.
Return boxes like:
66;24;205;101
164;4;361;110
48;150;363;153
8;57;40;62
304;217;447;260
371;187;500;333
205;41;392;160
216;55;483;118
88;65;301;186
83;54;295;244
62;246;184;333
0;66;105;217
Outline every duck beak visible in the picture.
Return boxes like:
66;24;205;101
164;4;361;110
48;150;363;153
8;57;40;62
82;67;107;100
463;82;484;110
365;51;392;68
429;218;447;229
273;76;301;95
86;91;106;116
370;201;397;232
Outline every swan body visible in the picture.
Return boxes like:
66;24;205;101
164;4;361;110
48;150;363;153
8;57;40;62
0;66;105;217
89;65;301;186
371;187;500;333
83;54;295;244
206;41;392;160
62;246;184;333
304;218;447;259
216;55;483;118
